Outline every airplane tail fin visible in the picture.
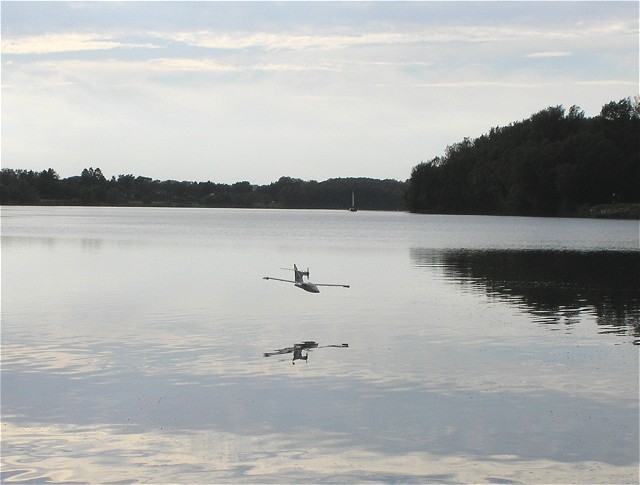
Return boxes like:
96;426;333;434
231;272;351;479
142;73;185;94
294;264;303;283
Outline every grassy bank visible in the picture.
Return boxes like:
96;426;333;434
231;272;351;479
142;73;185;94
582;203;640;219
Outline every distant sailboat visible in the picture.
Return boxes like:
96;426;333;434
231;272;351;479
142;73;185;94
349;190;357;212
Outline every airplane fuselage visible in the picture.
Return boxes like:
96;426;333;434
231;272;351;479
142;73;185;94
295;282;320;293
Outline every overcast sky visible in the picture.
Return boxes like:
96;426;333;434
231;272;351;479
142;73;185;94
2;1;638;184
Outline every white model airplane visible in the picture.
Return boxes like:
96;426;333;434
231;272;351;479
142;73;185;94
263;264;350;293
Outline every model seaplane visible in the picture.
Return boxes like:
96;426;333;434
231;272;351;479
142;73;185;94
263;264;350;293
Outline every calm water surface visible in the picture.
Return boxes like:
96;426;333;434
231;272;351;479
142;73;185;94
2;207;638;483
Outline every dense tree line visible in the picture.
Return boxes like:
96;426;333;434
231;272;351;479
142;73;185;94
4;97;637;216
408;97;640;217
0;168;408;211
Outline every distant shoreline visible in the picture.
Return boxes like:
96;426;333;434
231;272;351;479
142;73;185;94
2;202;638;219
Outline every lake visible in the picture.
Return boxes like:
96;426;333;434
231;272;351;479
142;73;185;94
1;206;638;484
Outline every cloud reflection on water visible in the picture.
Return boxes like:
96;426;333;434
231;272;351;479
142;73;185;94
2;420;638;484
3;336;637;470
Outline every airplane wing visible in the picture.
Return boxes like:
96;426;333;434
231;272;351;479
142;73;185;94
263;276;297;284
264;347;295;357
315;283;350;288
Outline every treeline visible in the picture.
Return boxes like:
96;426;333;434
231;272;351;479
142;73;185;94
407;97;640;217
0;168;408;211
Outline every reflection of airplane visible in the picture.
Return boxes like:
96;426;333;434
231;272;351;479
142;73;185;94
263;265;350;293
264;341;349;364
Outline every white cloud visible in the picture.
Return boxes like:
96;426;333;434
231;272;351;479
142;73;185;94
5;16;635;57
413;81;558;89
1;33;154;55
526;51;572;58
147;58;239;73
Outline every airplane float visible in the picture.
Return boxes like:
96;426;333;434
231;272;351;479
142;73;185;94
263;264;350;293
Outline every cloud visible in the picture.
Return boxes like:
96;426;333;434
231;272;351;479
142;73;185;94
147;58;239;73
414;81;557;89
576;80;639;87
1;33;154;55
526;51;572;58
6;17;634;57
154;27;558;52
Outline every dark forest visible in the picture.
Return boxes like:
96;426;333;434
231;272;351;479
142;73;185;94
407;97;639;218
0;169;408;211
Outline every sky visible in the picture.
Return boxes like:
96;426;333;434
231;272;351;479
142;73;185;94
1;1;638;185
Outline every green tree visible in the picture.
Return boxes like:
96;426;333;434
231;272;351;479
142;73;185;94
409;97;640;216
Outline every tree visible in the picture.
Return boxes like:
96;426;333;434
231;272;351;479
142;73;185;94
80;167;106;185
408;97;640;216
37;168;60;199
600;98;639;121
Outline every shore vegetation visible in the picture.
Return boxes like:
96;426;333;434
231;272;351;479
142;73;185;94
407;97;639;218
